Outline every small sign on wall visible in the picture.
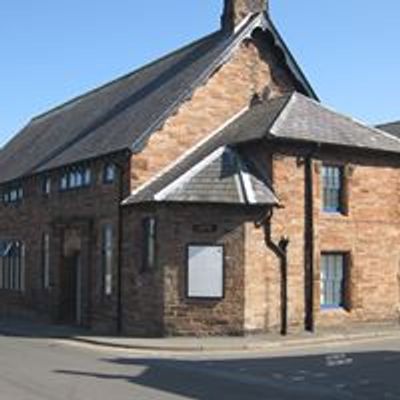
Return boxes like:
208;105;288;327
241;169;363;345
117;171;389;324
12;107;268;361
187;245;224;299
192;224;217;234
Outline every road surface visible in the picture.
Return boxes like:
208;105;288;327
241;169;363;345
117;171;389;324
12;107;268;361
0;333;399;399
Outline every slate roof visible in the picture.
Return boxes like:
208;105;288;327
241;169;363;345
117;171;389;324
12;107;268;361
268;94;400;152
0;30;225;184
124;92;400;206
226;92;400;153
125;145;277;205
0;12;316;185
376;121;400;139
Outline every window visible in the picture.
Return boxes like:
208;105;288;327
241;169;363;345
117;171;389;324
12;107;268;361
42;177;51;195
103;164;116;183
60;167;92;191
3;186;23;204
0;240;25;291
142;217;157;271
60;175;68;191
322;165;344;213
320;253;347;309
187;245;224;299
101;224;113;296
42;234;50;289
84;168;91;186
72;171;80;187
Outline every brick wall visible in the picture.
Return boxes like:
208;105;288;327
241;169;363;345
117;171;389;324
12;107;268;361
243;219;271;333
121;205;164;337
268;145;400;331
240;143;306;333
0;151;130;333
121;142;400;337
237;142;400;335
313;151;400;328
121;204;258;336
130;32;295;191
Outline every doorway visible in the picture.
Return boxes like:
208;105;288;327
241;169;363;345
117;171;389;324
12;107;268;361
59;252;81;325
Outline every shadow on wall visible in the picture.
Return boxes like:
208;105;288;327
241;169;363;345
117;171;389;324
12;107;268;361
54;351;400;400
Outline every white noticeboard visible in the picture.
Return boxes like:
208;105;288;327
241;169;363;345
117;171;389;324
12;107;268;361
187;245;224;299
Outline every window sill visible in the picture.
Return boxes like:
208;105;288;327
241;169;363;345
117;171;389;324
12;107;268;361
320;306;349;314
0;289;25;294
185;296;224;303
3;201;23;207
59;185;91;193
322;210;347;216
321;212;349;220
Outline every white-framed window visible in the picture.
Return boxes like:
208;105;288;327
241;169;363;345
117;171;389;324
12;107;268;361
42;177;51;195
3;186;23;204
60;167;92;191
186;245;224;299
103;164;116;184
0;240;25;292
60;174;68;190
84;168;91;186
42;233;50;289
74;170;82;187
70;171;77;188
322;164;345;213
320;253;348;309
142;217;157;271
101;224;113;296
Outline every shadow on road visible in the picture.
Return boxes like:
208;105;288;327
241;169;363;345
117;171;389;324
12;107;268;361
54;351;400;399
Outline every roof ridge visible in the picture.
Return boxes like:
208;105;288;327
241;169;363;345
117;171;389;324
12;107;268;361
236;152;256;204
268;91;297;135
376;120;400;128
371;125;400;144
31;30;223;123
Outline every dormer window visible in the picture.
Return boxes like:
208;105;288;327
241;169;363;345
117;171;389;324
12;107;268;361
60;166;92;191
71;171;79;187
84;168;91;186
103;163;116;184
3;185;23;204
10;190;18;202
42;177;51;195
60;174;68;191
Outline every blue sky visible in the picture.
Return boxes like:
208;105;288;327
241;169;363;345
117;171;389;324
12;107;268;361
0;1;399;147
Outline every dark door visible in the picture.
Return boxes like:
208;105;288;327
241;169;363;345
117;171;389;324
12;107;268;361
59;253;78;324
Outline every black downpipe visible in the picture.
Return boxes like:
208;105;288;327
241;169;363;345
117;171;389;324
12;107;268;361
280;239;289;336
262;210;290;336
304;155;315;332
116;164;124;334
114;152;130;335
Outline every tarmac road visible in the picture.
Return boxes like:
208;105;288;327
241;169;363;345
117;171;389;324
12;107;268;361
0;333;399;399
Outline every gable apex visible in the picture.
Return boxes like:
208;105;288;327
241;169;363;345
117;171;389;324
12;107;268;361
222;0;268;32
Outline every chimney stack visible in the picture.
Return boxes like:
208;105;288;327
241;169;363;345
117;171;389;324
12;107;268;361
221;0;268;32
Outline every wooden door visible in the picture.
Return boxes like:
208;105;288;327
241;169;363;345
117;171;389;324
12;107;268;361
59;253;78;324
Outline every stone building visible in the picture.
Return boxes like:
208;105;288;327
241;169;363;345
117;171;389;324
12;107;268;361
1;0;400;336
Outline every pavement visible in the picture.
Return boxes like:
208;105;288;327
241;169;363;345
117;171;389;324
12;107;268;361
0;317;399;352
